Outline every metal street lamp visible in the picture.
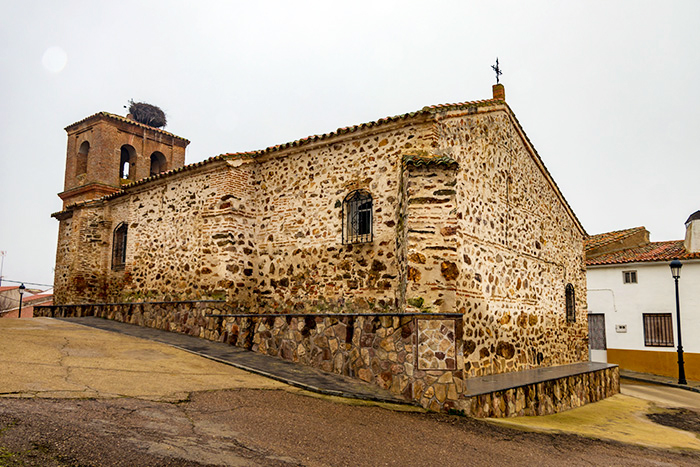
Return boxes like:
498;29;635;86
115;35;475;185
669;259;686;385
17;283;25;319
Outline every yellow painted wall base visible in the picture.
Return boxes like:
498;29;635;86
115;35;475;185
607;348;700;381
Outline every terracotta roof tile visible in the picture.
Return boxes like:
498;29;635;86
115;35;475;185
54;99;500;216
65;112;190;143
53;96;584;237
585;227;646;252
403;152;458;168
586;240;700;266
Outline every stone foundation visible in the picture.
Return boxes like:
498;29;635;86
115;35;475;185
36;302;618;417
461;366;619;417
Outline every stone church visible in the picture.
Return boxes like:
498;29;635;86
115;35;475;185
46;85;618;415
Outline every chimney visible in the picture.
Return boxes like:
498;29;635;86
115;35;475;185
684;210;700;253
492;83;505;100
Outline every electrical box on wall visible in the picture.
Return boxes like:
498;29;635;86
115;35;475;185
615;324;627;333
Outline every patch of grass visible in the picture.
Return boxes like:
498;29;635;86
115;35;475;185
0;447;19;467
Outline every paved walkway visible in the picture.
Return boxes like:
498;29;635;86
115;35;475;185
620;368;700;393
58;316;409;405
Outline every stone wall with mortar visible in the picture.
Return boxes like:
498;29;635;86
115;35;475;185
36;303;617;416
55;119;439;309
250;121;435;315
35;303;462;409
55;160;259;306
463;366;619;417
430;106;588;377
53;206;110;304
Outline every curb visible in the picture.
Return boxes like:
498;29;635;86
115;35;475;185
171;344;416;406
621;374;700;395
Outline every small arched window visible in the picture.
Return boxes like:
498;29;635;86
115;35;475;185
120;145;136;180
343;190;373;244
112;223;128;270
565;283;576;322
76;141;89;176
150;151;167;176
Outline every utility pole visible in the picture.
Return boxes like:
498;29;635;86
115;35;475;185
0;251;6;287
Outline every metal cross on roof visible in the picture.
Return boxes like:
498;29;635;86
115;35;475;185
491;58;502;84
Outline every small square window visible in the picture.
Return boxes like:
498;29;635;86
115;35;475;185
623;271;637;284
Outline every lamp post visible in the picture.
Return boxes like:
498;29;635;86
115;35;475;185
670;259;686;385
17;283;25;319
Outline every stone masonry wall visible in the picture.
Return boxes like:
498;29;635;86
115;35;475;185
463;366;619;417
250;122;435;315
53;206;110;304
55;160;258;305
35;303;462;409
36;303;617;416
55;120;440;308
432;107;588;377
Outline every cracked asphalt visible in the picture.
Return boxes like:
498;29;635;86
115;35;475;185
1;318;700;466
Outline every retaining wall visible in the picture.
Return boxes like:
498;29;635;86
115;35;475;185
35;302;617;416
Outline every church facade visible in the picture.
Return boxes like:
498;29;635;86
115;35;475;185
46;85;615;414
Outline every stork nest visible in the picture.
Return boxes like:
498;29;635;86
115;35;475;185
128;100;167;128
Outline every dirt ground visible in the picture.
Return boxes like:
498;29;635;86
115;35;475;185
1;388;699;467
648;408;700;436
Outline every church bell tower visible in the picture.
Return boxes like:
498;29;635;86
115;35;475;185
59;108;189;209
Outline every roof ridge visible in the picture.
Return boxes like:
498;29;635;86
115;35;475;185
65;111;190;142
586;238;700;266
53;97;509;215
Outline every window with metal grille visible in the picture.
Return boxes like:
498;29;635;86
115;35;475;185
643;313;674;347
342;190;373;244
112;223;128;270
565;283;575;322
623;270;637;284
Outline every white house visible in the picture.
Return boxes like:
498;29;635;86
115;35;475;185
586;211;700;381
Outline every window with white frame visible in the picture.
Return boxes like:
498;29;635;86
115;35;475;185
623;270;637;284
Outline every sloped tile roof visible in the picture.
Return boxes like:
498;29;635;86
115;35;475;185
53;95;584;236
586;240;700;266
403;152;458;168
585;227;647;252
65;112;190;143
55;98;501;215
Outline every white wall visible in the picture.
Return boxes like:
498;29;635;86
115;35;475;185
587;260;700;354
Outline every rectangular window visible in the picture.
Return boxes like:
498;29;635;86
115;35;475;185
112;223;128;271
643;313;674;347
342;191;373;244
565;284;576;322
623;270;637;284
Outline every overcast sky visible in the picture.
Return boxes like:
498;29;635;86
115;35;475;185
1;1;699;289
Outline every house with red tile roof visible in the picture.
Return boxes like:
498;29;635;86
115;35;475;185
586;211;700;380
0;286;53;318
